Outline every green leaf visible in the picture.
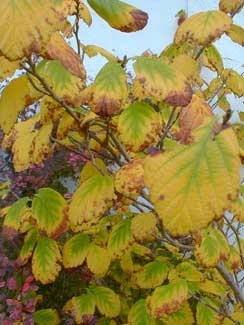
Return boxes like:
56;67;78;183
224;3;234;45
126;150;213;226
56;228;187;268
108;219;133;257
128;299;157;325
32;237;62;284
87;0;148;32
203;45;223;74
196;299;221;325
144;118;240;236
161;302;194;325
87;243;111;277
18;228;39;265
68;293;96;324
132;57;192;106
63;233;90;268
118;102;162;152
34;308;60;325
92;286;121;318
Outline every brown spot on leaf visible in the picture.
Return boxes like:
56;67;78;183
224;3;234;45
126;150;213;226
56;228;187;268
119;9;148;32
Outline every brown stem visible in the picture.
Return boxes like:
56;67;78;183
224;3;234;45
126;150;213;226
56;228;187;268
159;107;178;149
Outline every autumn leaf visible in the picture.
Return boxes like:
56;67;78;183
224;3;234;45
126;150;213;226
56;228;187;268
219;0;244;15
118;102;162;152
31;122;53;166
144;118;240;236
128;299;157;325
69;0;92;26
32;237;62;284
63;233;90;268
18;228;39;265
34;309;60;325
170;54;201;85
222;69;244;97
67;293;96;324
32;188;67;238
161;302;194;325
80;159;108;184
92;286;120;318
196;299;222;325
132;57;192;106
131;213;157;241
202;45;224;74
86;243;111;277
226;24;244;47
174;10;232;46
0;56;18;82
87;0;148;32
81;44;117;62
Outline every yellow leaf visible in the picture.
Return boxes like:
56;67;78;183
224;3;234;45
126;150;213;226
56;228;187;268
0;75;41;133
219;0;244;15
174;11;232;46
168;261;204;283
88;61;128;116
80;159;108;184
69;175;115;232
224;312;244;325
0;0;69;60
144;118;240;236
67;293;96;324
170;54;201;85
196;279;226;297
146;280;188;318
131;213;157;241
31;122;53;165
132;57;192;106
87;243;111;277
161;302;194;325
81;44;117;62
117;102;162;152
202;45;224;74
32;237;62;284
222;69;244;97
57;112;77;140
226;24;244;47
63;233;90;268
69;0;92;26
45;32;86;79
0;56;18;82
195;228;230;267
92;286;120;318
87;0;148;32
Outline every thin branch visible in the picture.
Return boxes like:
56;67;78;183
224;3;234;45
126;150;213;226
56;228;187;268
110;131;131;162
51;136;89;161
159;107;178;150
73;0;81;55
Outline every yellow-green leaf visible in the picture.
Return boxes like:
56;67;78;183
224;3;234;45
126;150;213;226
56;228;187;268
18;228;39;265
81;44;117;62
108;219;133;257
174;10;232;46
128;299;157;325
87;243;111;277
32;237;62;284
118;102;162;152
226;24;244;46
170;54;201;85
131;213;157;241
34;309;60;325
146;280;188;318
80;159;108;184
132;57;192;106
63;233;90;268
161;302;194;325
87;0;148;32
196;300;222;325
0;0;68;60
202;45;224;74
136;257;169;289
144;118;240;236
69;175;115;232
219;0;244;15
195;228;230;267
68;293;96;324
88;61;128;116
32;188;67;238
92;286;120;318
222;69;244;97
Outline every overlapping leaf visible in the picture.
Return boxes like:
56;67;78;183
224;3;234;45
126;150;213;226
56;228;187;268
32;237;62;284
31;122;53;166
69;175;115;232
170;54;201;85
87;0;148;32
174;11;232;46
202;45;224;74
144;118;240;236
87;61;128;116
161;302;194;325
108;219;133;257
63;233;90;268
118;102;162;152
87;243;111;277
92;286;120;318
0;0;69;60
131;213;157;241
32;188;67;238
196;300;222;325
132;57;192;106
80;159;108;184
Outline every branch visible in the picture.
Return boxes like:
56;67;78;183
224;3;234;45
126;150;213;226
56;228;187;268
159;107;178;150
73;0;81;55
110;131;131;162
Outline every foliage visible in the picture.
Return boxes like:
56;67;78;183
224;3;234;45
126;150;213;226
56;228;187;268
0;0;244;324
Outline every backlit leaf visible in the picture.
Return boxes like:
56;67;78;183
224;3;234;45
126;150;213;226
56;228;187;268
88;61;128;116
118;102;162;152
81;44;117;61
32;237;62;284
0;56;18;82
226;24;244;46
132;57;192;106
69;175;115;232
170;54;201;85
0;0;68;60
87;243;111;277
144;118;240;236
18;228;39;265
174;11;232;46
32;188;67;238
108;219;133;257
34;308;60;325
92;286;120;318
202;45;224;74
63;233;90;268
87;0;148;32
222;69;244;97
128;299;157;325
219;0;244;15
131;213;157;241
146;280;188;318
195;228;230;267
196;299;222;325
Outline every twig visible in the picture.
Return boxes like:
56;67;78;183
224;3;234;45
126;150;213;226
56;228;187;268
159;107;178;149
51;136;89;161
73;0;81;55
110;131;131;162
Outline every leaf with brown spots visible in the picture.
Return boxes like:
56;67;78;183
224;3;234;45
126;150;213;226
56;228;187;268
219;0;244;15
87;0;148;32
0;56;18;82
202;45;224;74
174;11;232;46
132;57;192;107
177;94;213;144
69;0;92;26
31;122;53;166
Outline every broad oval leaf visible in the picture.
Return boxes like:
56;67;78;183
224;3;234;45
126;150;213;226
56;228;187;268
32;188;67;238
136;258;169;289
222;69;244;97
87;0;148;32
0;0;68;60
202;45;224;74
88;61;128;116
63;233;90;268
174;11;232;46
92;286;121;318
118;102;162;152
219;0;244;15
87;243;111;277
18;228;39;265
131;213;157;241
128;299;157;325
32;237;62;284
144;118;240;236
196;300;222;325
132;57;192;107
34;308;60;325
146;280;188;318
67;293;96;324
226;24;244;47
108;219;133;257
161;302;194;325
170;54;201;85
69;175;115;232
